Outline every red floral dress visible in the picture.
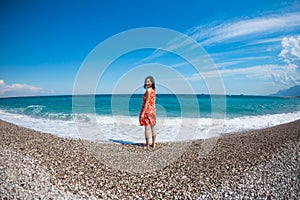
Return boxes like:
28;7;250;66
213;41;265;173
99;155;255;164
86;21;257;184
139;89;156;126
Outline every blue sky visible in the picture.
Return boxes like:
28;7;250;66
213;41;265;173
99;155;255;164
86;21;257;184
0;0;300;96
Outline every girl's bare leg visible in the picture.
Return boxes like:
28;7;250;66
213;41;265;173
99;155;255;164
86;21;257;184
150;125;157;148
145;125;150;150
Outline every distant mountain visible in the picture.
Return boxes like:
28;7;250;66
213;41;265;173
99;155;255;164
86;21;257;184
271;85;300;97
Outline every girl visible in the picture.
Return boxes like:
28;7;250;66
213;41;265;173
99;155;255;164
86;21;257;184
139;76;157;150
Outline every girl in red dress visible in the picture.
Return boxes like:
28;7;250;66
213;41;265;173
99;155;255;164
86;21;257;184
139;76;157;150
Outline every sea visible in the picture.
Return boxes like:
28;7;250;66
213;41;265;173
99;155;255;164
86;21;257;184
0;94;299;143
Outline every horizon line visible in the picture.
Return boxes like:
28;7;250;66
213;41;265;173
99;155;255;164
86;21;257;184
1;93;295;99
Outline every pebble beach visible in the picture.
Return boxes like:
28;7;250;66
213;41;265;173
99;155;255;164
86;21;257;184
0;119;299;199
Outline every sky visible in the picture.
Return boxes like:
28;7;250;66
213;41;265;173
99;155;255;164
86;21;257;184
0;0;300;96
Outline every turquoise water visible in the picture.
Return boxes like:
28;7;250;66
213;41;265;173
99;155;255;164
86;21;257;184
0;94;299;142
0;94;298;119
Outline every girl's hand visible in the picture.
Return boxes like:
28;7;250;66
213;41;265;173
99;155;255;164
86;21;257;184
140;112;145;120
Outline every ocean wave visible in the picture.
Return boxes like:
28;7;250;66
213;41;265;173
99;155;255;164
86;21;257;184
0;109;299;142
6;105;75;121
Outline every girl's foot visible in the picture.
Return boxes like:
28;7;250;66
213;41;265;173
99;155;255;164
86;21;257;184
151;143;156;149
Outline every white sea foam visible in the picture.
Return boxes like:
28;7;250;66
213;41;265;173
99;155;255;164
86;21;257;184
0;109;299;143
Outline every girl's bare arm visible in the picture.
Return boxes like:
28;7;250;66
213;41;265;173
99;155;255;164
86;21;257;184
141;88;151;116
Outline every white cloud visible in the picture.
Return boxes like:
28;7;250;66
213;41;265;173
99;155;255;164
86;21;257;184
0;80;41;97
138;12;300;94
240;36;284;47
270;64;298;86
185;35;300;87
188;65;272;79
215;60;247;69
142;12;300;63
193;12;300;46
169;55;272;70
277;35;300;86
188;64;299;86
279;35;300;64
